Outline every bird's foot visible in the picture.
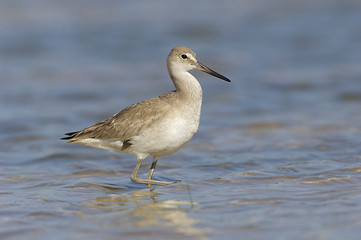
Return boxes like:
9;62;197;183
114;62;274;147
131;176;179;188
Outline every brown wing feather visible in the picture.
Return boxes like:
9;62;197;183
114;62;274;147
63;92;176;142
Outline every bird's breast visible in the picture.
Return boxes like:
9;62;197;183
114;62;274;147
131;102;201;157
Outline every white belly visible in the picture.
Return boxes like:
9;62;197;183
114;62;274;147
130;111;200;157
77;116;198;157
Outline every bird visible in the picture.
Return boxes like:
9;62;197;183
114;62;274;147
61;46;230;188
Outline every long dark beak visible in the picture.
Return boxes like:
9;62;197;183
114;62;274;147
195;62;231;82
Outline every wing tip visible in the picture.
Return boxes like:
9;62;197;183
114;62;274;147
61;131;79;141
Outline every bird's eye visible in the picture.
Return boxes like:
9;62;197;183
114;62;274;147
181;54;187;59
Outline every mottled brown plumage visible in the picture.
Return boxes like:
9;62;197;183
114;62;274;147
63;91;178;143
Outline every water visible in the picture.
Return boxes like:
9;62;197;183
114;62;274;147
1;0;361;239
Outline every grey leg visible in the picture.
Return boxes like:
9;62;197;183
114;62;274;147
130;157;144;183
130;156;174;188
146;156;159;188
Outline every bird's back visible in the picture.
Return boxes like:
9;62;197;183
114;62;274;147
63;91;177;141
62;90;201;156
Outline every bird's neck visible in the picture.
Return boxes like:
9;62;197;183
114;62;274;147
170;71;203;102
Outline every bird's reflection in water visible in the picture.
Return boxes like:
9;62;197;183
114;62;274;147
84;189;207;239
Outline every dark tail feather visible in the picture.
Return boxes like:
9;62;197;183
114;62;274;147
61;131;79;140
65;131;79;136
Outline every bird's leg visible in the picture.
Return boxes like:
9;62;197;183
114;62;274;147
146;156;159;188
130;157;144;184
130;156;175;188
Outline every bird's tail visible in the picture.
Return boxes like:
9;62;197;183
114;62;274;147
61;131;79;141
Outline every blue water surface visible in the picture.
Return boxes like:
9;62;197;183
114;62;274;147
1;0;361;239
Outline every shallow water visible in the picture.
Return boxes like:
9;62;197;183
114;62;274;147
1;0;361;239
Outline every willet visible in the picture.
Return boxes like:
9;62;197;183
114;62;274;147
62;46;230;188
